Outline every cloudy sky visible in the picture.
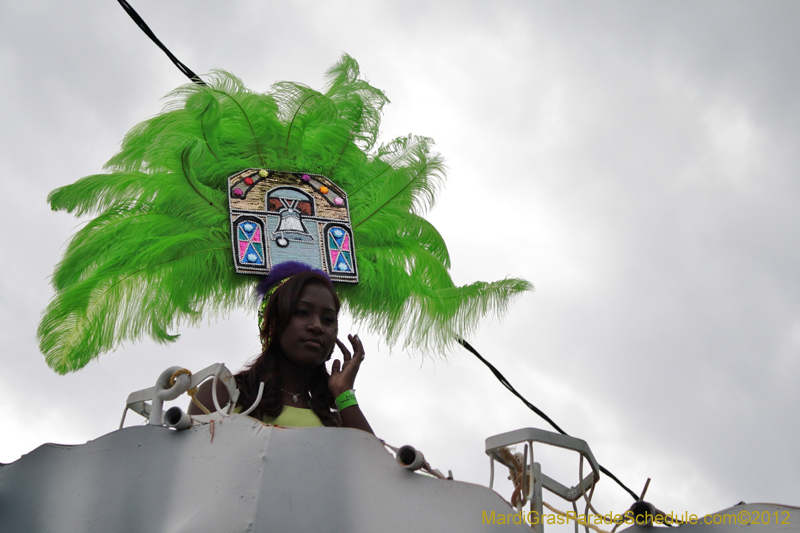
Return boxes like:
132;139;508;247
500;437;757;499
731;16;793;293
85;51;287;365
2;0;799;525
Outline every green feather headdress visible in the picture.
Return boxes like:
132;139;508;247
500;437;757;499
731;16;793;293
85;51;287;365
39;55;532;374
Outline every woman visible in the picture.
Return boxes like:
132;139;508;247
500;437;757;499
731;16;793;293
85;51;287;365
189;267;373;434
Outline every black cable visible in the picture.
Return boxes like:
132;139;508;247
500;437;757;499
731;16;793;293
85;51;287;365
458;338;641;502
116;0;206;86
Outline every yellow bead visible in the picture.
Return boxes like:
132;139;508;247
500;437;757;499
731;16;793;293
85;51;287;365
259;169;268;177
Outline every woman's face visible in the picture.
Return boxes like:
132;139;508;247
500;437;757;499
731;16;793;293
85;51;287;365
279;282;338;368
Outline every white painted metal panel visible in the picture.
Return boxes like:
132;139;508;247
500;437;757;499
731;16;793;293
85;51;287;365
0;415;529;532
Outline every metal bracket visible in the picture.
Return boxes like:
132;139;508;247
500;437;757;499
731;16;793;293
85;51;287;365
485;427;601;531
120;363;242;428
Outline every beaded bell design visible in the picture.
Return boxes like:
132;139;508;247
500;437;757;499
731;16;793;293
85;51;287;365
229;169;357;282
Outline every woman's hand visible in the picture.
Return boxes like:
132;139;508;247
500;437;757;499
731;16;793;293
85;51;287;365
328;334;364;397
329;334;374;435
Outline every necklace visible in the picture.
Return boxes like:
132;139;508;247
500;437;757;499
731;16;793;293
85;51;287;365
280;388;304;404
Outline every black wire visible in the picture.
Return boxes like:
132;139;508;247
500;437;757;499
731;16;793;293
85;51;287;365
458;338;641;502
116;0;206;86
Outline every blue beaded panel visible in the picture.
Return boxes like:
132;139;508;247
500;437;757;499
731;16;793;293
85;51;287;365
232;216;268;273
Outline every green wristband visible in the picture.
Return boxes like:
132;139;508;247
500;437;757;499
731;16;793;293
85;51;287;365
335;389;358;411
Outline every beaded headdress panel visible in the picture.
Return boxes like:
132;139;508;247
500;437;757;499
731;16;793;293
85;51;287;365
228;169;357;282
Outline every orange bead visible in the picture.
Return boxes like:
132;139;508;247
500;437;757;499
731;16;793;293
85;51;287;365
320;186;329;194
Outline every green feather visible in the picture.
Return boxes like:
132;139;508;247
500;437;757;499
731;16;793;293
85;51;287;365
39;54;532;373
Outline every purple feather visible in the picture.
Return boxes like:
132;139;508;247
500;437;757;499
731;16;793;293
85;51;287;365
254;261;330;299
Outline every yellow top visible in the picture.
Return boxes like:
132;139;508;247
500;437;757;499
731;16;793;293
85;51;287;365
235;405;324;427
